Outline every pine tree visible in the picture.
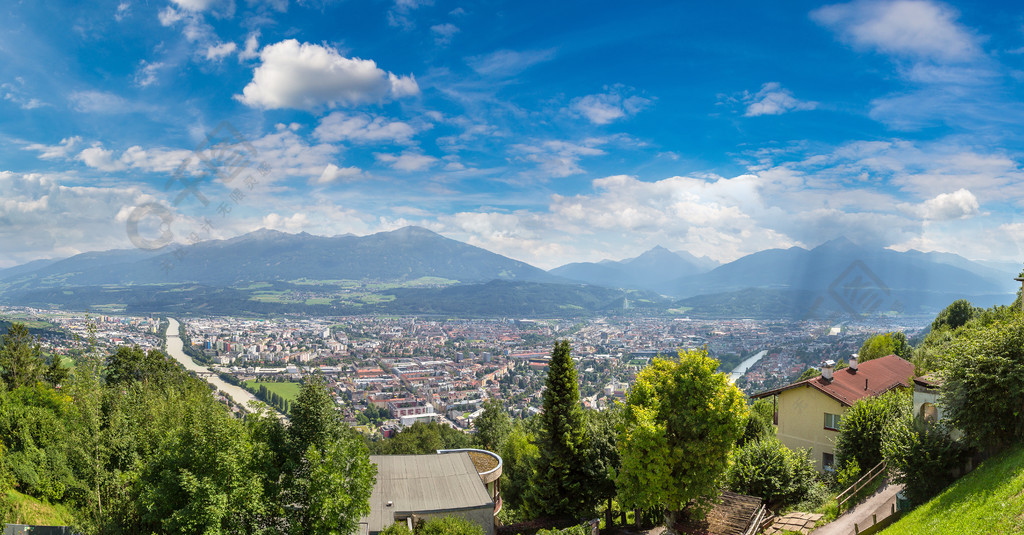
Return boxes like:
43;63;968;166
0;323;44;389
528;340;597;518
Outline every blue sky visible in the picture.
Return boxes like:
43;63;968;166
3;0;1024;269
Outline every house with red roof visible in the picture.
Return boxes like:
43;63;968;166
751;354;915;470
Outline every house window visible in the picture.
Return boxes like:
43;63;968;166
824;412;841;431
823;452;835;469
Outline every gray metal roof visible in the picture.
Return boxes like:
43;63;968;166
362;453;493;533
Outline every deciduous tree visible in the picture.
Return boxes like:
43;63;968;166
616;350;747;532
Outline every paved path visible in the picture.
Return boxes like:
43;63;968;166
165;317;286;420
811;482;904;535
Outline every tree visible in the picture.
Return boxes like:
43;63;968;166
0;323;44;390
528;340;597;518
616;350;747;532
857;332;910;362
372;421;471;455
738;398;774;446
499;420;540;512
473;399;511;451
834;389;910;471
940;312;1024;447
726;437;815;508
285;374;376;534
882;415;965;505
44;356;68;388
931;299;977;332
105;346;178;386
415;515;484;535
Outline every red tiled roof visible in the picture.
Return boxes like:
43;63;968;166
752;354;915;406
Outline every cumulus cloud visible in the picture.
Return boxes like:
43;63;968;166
743;82;817;117
262;212;309;232
24;137;82;160
314;163;363;184
314;111;418;144
906;188;980;220
570;88;651;124
77;145;128;171
375;151;438;171
237;39;420;110
0;171;166;267
811;0;981;62
205;41;237;61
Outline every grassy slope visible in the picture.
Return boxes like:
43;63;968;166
244;380;302;403
882;445;1024;535
1;488;77;526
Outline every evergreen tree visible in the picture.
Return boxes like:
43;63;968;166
528;340;597;518
0;323;44;390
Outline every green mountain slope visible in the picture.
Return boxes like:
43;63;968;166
882;445;1024;535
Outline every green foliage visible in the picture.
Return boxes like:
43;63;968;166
726;437;816;508
835;458;860;490
536;524;591;535
499;420;539;512
415;515;484;535
528;340;598;518
857;331;910;362
834;389;910;471
301;438;377;535
882;416;965;505
370;421;471;455
616;349;747;521
0;323;44;390
582;403;622;506
379;521;413;535
931;299;978;332
797;367;821;381
473;399;511;451
940;312;1024;447
105;345;180;386
738;399;774;446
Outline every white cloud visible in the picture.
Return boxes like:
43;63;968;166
811;0;981;62
570;88;651;124
387;0;432;28
237;39;420;110
902;188;980;220
205;42;237;61
115;2;131;21
510;139;607;178
431;23;459;45
24;137;83;160
743;82;817;117
314;111;418;144
158;6;186;25
375;151;438;171
262;212;309;232
0;171;169;267
2;80;47;110
133;60;165;87
467;49;556;78
314;163;363;184
170;0;223;12
239;32;260;61
78;145;128;171
68;90;136;113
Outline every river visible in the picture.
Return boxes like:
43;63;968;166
165;317;284;418
729;349;767;384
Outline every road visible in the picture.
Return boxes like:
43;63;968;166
165;317;285;419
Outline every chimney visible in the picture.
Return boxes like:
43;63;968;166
822;360;835;381
849;353;858;372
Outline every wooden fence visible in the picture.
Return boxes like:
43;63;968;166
837;461;887;513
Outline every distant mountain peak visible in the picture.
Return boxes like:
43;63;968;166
814;236;859;251
385;225;442;238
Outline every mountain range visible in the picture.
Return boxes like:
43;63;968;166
0;227;1018;318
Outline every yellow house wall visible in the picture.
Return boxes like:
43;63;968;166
775;384;846;471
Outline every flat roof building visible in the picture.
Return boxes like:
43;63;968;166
360;451;501;535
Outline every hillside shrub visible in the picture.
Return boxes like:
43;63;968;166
835;389;910;471
883;415;966;505
726;437;816;508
